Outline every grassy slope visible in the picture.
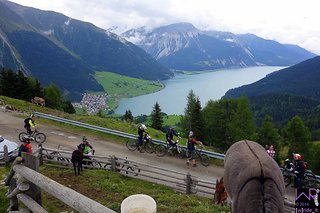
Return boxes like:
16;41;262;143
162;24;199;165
94;71;164;109
0;165;229;212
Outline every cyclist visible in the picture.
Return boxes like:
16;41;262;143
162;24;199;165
166;126;180;149
138;124;147;152
18;136;33;157
186;131;203;167
24;114;37;136
293;153;305;188
78;136;95;165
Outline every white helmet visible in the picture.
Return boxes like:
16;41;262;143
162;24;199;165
189;131;193;138
141;124;146;130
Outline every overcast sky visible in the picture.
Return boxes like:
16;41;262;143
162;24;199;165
9;0;320;54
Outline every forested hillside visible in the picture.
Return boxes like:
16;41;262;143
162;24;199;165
224;56;320;100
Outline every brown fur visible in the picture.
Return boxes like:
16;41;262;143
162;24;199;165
224;140;285;213
214;177;228;205
71;148;83;176
31;97;45;107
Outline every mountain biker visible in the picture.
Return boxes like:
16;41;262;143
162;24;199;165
18;136;33;157
78;136;95;165
186;131;203;167
166;126;180;148
293;153;305;188
138;124;147;152
24;114;37;136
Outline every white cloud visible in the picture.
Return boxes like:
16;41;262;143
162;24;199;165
8;0;320;54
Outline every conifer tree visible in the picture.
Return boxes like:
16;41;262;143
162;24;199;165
123;110;134;122
284;115;311;156
229;96;256;142
151;102;163;130
181;90;205;138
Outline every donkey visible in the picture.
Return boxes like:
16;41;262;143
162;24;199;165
31;96;45;107
213;177;229;206
224;140;285;213
71;147;84;176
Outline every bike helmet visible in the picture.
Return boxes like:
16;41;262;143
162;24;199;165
294;153;302;160
141;124;146;130
82;136;88;142
30;114;35;118
189;131;193;138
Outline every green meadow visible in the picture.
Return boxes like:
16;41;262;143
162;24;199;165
94;71;164;110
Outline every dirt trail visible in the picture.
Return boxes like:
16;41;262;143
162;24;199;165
0;108;295;202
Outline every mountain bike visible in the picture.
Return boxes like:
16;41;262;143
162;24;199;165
43;149;70;166
104;157;140;176
281;166;318;188
155;138;186;158
126;133;156;153
19;128;46;144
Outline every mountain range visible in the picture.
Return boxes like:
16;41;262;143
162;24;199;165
0;0;317;101
122;23;316;71
0;0;171;99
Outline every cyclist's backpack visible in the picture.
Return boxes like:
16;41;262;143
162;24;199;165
18;144;29;157
24;118;31;127
187;139;193;149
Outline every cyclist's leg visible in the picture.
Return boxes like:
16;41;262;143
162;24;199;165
138;136;143;148
190;151;196;167
168;140;175;149
26;126;32;136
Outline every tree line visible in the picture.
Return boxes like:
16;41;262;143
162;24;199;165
0;68;75;113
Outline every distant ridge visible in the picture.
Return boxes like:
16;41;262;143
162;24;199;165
122;23;316;71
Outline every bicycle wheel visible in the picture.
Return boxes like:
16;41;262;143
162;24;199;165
155;144;167;157
200;154;210;167
123;164;140;176
126;139;138;151
282;172;292;187
35;133;46;143
44;150;54;160
304;171;317;188
90;159;102;168
178;148;187;158
19;132;28;142
144;142;155;153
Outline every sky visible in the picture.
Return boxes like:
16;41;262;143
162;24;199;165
9;0;320;55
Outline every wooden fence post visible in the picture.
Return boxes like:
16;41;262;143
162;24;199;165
111;155;117;172
38;144;43;165
4;145;9;165
21;152;42;205
186;173;192;194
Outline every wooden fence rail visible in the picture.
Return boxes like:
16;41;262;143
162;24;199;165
40;147;216;198
4;153;116;213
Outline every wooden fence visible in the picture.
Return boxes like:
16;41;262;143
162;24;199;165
4;153;116;213
40;147;216;197
4;146;295;212
40;146;296;212
0;145;9;166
